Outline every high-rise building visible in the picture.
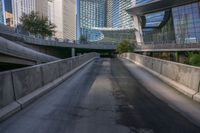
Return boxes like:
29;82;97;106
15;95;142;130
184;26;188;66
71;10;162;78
4;0;12;13
111;0;134;28
5;11;14;27
77;0;107;41
49;0;76;40
12;0;48;26
47;0;54;23
128;0;200;45
126;0;200;62
11;0;76;40
0;0;6;24
77;0;134;43
3;0;14;27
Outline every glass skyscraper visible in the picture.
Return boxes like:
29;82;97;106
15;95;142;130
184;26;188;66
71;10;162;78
111;0;133;28
172;2;200;44
4;0;12;13
77;0;134;42
129;0;200;44
135;0;153;6
77;0;106;41
0;0;5;24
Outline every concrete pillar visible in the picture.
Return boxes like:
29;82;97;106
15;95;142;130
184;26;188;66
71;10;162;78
133;15;144;45
175;52;179;62
71;48;75;57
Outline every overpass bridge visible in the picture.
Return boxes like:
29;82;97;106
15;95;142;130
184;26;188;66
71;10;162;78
0;53;200;133
0;31;116;59
0;36;58;66
0;24;116;51
0;24;116;67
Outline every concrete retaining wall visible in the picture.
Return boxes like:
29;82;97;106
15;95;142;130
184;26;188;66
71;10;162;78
0;52;99;111
122;53;200;102
0;72;15;108
0;37;58;64
12;66;43;99
58;59;72;76
41;62;60;85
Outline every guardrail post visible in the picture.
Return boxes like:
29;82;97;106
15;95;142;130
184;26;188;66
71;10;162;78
71;48;75;57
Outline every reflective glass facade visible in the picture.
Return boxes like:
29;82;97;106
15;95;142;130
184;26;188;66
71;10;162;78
172;2;200;44
136;0;153;6
135;0;166;28
145;12;165;27
78;0;106;41
0;0;5;24
77;0;134;42
134;0;200;44
4;0;12;13
111;0;133;28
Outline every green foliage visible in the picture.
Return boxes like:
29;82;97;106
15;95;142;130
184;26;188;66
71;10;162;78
185;52;200;67
20;11;56;37
79;35;87;43
116;40;134;55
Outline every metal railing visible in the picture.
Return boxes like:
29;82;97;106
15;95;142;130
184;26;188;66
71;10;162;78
134;42;200;51
0;30;116;50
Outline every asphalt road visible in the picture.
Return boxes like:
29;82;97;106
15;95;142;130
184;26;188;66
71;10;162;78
0;58;200;133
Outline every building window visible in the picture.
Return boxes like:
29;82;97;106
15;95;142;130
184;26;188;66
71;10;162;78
172;2;200;44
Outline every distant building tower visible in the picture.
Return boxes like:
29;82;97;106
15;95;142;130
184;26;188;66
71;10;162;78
77;0;107;41
5;11;14;27
77;0;135;43
4;0;14;27
12;0;48;27
49;0;76;40
106;0;113;27
4;0;12;13
47;0;54;23
0;0;6;24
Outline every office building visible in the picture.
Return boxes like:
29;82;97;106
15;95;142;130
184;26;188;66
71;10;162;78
12;0;48;26
0;0;6;24
3;0;13;27
11;0;76;40
128;0;200;45
49;0;76;40
5;11;13;27
77;0;107;41
77;0;135;43
4;0;12;13
126;0;200;61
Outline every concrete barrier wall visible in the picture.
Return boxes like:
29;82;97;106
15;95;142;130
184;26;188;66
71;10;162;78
0;37;58;63
12;66;43;99
41;62;60;85
0;72;15;108
122;53;200;98
0;53;99;109
58;59;72;76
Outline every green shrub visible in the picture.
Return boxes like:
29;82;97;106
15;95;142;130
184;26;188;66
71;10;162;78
116;40;134;55
79;35;87;43
185;52;200;67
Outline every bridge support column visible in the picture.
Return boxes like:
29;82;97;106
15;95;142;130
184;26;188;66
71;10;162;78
71;48;75;57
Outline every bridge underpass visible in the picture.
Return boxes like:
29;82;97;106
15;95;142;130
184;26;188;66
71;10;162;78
0;62;28;72
0;57;200;133
0;37;58;66
0;32;116;61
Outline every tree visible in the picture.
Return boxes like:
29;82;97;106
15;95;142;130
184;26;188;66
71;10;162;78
20;11;56;37
116;40;134;55
185;52;200;67
79;35;87;43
